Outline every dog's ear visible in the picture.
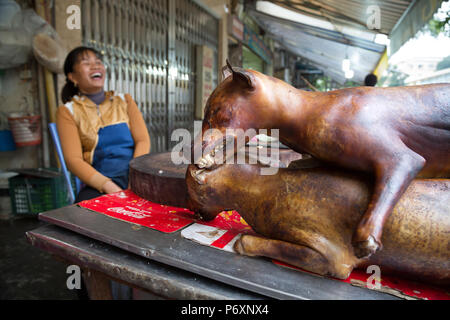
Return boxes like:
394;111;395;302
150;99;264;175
225;59;254;90
221;64;232;82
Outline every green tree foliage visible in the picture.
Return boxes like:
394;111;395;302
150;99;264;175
428;15;450;37
425;2;449;37
313;76;332;91
342;80;360;88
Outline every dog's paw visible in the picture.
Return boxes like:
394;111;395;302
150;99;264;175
233;237;245;255
353;236;380;259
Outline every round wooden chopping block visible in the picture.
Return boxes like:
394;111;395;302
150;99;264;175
129;149;304;208
129;152;189;208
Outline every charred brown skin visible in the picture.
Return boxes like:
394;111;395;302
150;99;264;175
199;63;450;258
186;163;450;286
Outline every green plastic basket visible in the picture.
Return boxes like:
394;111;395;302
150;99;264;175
9;169;71;216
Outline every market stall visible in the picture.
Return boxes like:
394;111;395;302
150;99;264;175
26;152;449;300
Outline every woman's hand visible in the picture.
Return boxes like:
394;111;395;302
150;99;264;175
102;180;123;194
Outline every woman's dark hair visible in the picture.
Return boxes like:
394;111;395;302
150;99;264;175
61;46;103;103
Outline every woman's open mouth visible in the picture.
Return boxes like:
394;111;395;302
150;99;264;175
90;72;103;80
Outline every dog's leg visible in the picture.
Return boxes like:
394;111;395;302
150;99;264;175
234;234;353;279
352;150;425;258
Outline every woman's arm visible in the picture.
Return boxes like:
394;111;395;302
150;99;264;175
56;106;121;193
125;94;151;157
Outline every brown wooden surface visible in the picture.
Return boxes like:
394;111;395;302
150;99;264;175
83;268;113;300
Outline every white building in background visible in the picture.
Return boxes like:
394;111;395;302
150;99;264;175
395;56;442;78
406;68;450;85
388;33;450;85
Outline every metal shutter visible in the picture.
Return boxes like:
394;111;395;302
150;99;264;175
81;0;218;152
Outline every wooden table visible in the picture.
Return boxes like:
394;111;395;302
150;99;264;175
26;204;398;300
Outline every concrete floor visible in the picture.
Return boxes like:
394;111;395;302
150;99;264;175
0;215;79;300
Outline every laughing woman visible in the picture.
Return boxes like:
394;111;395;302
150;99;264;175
57;47;150;202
